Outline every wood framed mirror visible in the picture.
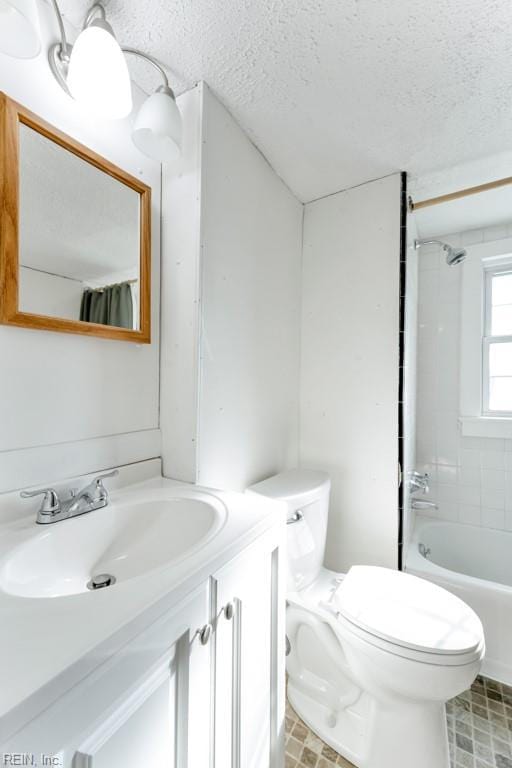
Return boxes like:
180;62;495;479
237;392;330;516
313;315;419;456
0;92;151;343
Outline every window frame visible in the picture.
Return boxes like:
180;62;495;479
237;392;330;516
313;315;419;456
482;264;512;417
459;238;512;438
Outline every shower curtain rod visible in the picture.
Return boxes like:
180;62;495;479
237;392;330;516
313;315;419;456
409;174;512;211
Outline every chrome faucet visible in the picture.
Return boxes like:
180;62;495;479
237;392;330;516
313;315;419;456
20;470;119;524
408;471;429;494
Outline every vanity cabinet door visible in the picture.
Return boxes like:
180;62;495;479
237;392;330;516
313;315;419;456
70;590;212;768
212;536;284;768
72;658;178;768
1;584;212;768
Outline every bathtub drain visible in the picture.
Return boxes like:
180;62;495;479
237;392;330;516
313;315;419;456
87;573;116;590
418;542;431;559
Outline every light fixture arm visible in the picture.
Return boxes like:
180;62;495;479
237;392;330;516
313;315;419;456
83;2;107;29
47;0;71;62
122;47;174;96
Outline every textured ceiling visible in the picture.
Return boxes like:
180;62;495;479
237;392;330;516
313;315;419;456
52;0;512;203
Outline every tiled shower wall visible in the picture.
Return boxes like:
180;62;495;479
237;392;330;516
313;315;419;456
401;209;419;552
416;224;512;530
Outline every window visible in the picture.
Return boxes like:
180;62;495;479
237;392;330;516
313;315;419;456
460;239;512;438
483;267;512;414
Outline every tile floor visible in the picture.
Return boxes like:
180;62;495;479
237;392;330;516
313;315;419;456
285;676;512;768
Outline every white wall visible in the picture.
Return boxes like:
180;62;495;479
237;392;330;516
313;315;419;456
0;4;161;492
160;85;204;483
416;224;512;531
197;87;302;490
160;84;303;490
300;174;401;572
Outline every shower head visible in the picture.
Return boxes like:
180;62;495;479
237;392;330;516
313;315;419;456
444;245;466;266
414;239;466;266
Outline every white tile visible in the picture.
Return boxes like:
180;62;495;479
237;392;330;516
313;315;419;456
460;436;490;451
416;382;437;415
419;251;440;271
480;450;506;470
416;432;437;467
481;486;505;509
436;413;459;466
505;473;512;512
437;465;458;485
458;449;480;469
436;383;458;412
461;229;484;246
505;508;512;531
481;468;506;490
481;507;505;529
483;224;509;242
505;452;512;471
418;270;439;307
438;501;458;521
437;484;459;503
458;466;480;486
457;485;480;506
458;504;481;525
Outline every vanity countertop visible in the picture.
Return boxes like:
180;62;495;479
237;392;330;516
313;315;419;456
0;475;284;742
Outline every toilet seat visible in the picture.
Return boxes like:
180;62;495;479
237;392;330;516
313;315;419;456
289;565;484;667
332;566;483;665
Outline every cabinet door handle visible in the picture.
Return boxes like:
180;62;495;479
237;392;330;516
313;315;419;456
198;623;212;645
224;602;234;620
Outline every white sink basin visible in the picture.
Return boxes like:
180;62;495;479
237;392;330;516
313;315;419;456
0;494;225;598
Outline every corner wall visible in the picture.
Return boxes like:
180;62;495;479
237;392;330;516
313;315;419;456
160;84;303;490
299;175;401;571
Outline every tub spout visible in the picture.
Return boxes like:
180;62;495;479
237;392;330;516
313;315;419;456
411;499;438;510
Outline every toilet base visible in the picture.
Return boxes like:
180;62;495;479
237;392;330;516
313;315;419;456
287;682;450;768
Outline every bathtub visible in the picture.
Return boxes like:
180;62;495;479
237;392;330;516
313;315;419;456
406;515;512;685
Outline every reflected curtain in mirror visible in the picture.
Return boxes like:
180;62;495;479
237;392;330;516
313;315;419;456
80;282;134;329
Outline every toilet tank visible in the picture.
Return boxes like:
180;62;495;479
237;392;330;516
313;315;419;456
248;469;331;592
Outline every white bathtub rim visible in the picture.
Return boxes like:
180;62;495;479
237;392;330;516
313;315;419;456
407;516;512;686
407;515;512;596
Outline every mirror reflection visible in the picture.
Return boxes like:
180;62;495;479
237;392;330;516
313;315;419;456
18;124;141;330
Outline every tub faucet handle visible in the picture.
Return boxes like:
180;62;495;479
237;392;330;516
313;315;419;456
409;471;429;494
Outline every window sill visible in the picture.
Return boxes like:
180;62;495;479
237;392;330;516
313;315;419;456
459;416;512;439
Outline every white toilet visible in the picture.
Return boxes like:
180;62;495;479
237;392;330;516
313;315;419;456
249;469;485;768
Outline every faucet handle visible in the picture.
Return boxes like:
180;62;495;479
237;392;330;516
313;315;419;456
20;488;60;515
94;470;119;482
90;469;119;500
408;470;430;494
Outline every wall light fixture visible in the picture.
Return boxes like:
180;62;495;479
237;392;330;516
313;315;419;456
0;0;40;59
48;0;182;163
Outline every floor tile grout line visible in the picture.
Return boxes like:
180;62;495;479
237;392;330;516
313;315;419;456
286;676;512;768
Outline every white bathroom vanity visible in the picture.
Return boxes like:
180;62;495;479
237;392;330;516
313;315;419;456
0;472;286;768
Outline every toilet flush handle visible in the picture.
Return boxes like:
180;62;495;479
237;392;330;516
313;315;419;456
287;510;304;525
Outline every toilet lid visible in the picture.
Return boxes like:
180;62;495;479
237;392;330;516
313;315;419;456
333;566;483;657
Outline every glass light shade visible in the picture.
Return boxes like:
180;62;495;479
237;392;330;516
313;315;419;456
0;0;40;59
67;20;132;120
132;89;182;164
